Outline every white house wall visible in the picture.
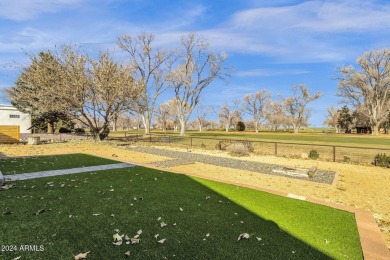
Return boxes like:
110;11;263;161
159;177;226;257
0;105;31;133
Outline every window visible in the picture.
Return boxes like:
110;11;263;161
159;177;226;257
9;115;20;118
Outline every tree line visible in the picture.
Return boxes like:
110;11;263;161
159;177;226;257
6;32;390;139
152;84;321;134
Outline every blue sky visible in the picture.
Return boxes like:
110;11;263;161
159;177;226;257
1;0;390;126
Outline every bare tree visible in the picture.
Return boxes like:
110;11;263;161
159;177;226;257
156;101;171;132
165;98;180;131
284;85;322;133
267;100;285;132
324;105;340;133
337;49;390;135
218;103;241;132
118;33;174;135
170;33;229;136
242;89;271;133
196;104;210;131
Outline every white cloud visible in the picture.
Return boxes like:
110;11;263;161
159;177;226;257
210;0;390;62
236;68;310;77
230;1;390;32
0;0;84;21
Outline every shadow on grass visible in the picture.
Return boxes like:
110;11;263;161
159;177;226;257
0;153;120;175
0;166;361;259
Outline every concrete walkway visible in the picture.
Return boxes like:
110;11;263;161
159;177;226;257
3;163;136;181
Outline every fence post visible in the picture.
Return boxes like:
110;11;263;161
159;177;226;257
125;132;127;138
190;137;193;148
333;146;336;162
275;142;278;156
168;136;170;144
149;134;152;142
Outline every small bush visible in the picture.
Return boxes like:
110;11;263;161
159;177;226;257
74;128;85;134
229;141;254;157
59;127;72;133
373;153;390;168
236;121;246;131
308;149;319;160
343;156;351;163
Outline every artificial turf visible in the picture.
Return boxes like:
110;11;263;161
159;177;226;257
0;156;362;259
0;153;120;175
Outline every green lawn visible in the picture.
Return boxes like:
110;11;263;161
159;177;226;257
0;153;120;175
0;155;362;259
112;129;390;148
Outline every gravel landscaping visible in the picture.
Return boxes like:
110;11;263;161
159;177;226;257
126;146;335;184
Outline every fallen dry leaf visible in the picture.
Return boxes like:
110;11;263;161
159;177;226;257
113;233;123;242
92;213;102;216
35;209;45;215
238;233;250;240
74;251;90;259
112;241;123;246
157;238;166;244
125;251;131;257
155;234;159;239
160;222;167;228
137;229;142;235
130;238;140;244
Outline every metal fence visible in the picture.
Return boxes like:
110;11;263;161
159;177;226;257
120;133;390;165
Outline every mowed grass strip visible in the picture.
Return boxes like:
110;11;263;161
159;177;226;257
114;129;390;148
0;162;362;259
0;153;120;175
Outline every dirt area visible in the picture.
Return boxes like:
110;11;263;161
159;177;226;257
1;140;389;249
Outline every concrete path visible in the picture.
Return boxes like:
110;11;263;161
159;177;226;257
3;163;136;181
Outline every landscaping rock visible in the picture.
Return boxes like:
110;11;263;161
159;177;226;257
126;146;335;184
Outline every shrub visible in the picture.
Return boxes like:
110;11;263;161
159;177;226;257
74;128;85;134
373;153;390;168
236;121;246;131
229;141;254;157
59;127;72;133
343;156;351;163
308;149;319;160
